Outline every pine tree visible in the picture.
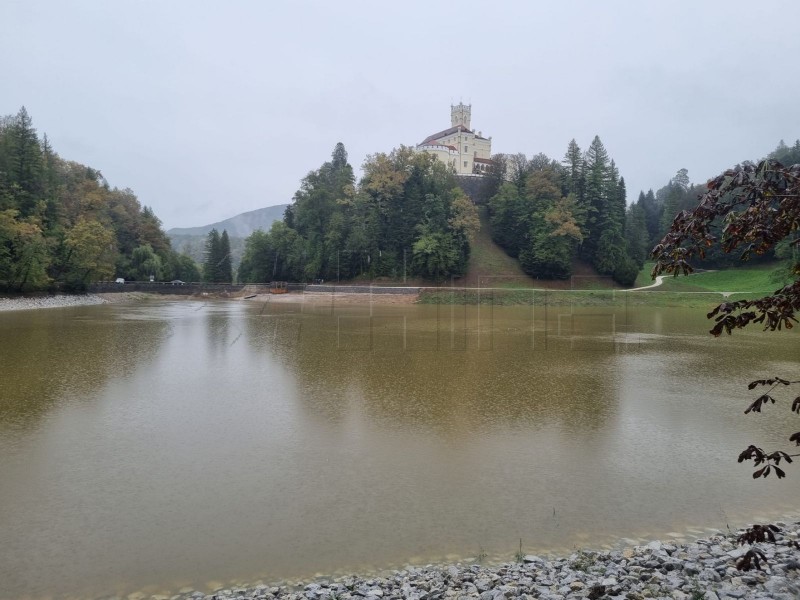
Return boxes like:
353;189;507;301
660;169;691;233
6;107;44;217
203;228;221;282
219;229;233;283
582;135;610;259
624;203;649;266
639;189;662;247
562;139;583;199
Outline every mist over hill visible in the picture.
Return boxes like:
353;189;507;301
167;204;288;267
167;204;288;238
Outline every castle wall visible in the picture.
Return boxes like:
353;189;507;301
417;104;492;176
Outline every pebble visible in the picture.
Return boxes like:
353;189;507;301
0;293;108;311
110;522;800;600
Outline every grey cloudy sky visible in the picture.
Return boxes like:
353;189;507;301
2;0;799;230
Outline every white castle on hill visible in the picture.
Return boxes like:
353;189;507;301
415;103;493;176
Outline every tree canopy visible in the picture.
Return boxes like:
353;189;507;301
652;159;800;336
486;137;639;285
651;157;800;569
239;144;479;283
202;228;233;283
0;107;199;290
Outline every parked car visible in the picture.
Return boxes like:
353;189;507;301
115;278;125;284
170;280;185;285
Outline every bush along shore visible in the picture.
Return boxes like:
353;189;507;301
150;523;800;600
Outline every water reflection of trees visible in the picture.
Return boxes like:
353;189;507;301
242;305;621;434
0;306;170;430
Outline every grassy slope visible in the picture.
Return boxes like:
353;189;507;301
463;207;532;286
636;262;784;294
464;207;618;289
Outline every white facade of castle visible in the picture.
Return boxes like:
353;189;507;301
415;103;493;176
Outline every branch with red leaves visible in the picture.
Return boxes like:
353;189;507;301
652;159;800;337
651;159;800;570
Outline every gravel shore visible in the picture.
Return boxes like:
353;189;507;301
137;523;800;600
0;293;108;312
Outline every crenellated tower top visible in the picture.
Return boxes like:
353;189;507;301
450;103;471;130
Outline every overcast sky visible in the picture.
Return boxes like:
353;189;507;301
3;1;799;230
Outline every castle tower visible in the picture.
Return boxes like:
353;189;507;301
451;103;471;129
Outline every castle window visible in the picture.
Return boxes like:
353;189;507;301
464;146;468;152
464;161;468;168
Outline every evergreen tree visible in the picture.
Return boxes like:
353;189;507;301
4;107;44;217
291;143;355;280
240;144;475;284
219;230;233;283
581;135;610;259
769;139;800;165
562;139;583;199
624;203;649;266
639;189;662;247
660;169;694;233
203;228;221;282
0;107;190;290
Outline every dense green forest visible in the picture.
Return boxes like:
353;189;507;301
238;144;479;283
480;136;638;285
201;228;233;283
4;105;797;291
481;137;800;285
626;139;800;270
0;107;200;291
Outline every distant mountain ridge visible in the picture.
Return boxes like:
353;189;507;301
167;204;289;268
167;204;288;238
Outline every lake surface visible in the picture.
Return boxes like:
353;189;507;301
1;295;799;599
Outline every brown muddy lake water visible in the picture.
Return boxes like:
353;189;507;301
0;295;798;598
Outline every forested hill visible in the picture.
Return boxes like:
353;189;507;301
482;137;800;286
482;137;639;286
167;204;288;238
238;144;480;283
0;107;200;291
626;138;800;269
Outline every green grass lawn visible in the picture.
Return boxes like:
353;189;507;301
634;262;786;294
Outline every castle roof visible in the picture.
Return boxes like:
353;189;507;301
419;141;458;151
474;157;494;164
420;124;473;145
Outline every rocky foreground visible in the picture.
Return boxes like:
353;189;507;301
152;524;800;600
